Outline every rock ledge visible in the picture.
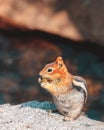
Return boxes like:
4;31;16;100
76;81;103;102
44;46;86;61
0;101;104;130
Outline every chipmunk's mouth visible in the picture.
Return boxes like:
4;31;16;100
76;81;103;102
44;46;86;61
46;78;53;83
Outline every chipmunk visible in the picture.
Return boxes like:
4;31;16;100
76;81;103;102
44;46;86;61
38;56;88;121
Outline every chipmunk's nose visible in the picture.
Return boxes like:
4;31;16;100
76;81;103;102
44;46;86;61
39;71;41;76
38;72;42;78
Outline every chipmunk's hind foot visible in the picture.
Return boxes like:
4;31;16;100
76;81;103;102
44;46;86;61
63;116;75;121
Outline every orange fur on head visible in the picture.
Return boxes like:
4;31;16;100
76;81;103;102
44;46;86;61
39;56;73;95
39;56;69;79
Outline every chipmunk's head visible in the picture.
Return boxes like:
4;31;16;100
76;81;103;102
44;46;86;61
38;56;73;95
39;56;68;80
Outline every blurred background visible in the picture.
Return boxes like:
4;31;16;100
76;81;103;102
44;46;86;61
0;0;104;121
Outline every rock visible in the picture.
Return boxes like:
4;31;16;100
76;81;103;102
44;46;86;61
0;0;104;45
0;101;104;130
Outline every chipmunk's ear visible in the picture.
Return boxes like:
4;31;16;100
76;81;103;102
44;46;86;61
56;56;64;68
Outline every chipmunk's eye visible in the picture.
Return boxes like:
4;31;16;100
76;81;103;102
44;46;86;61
47;68;53;73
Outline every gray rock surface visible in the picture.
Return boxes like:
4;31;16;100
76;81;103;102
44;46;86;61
0;101;104;130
